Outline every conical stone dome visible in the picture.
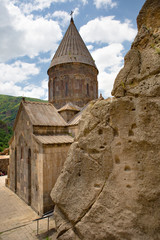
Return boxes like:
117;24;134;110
48;18;98;109
48;18;97;71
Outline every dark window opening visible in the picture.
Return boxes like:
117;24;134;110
28;149;31;163
65;82;68;96
53;80;55;97
87;83;89;96
21;147;23;159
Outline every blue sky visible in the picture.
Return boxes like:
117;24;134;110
0;0;146;100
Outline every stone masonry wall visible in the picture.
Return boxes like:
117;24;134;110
48;62;98;109
0;157;9;174
43;144;71;213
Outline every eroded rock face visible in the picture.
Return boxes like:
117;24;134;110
112;0;160;98
52;97;160;240
137;0;160;31
51;0;160;239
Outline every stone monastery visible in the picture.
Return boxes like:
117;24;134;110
6;17;99;215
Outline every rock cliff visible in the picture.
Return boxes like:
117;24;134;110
112;0;160;98
51;0;160;239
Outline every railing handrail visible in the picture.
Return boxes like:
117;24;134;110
33;210;54;235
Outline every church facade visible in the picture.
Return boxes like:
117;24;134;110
6;17;99;215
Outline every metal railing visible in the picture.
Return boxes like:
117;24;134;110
33;210;54;235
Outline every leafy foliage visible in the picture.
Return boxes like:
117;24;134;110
0;94;46;127
0;94;46;152
0;120;13;152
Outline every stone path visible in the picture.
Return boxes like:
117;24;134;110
0;176;57;240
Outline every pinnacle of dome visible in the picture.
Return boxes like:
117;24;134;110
48;18;97;71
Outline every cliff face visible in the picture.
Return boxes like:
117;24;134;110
51;0;160;239
112;0;160;98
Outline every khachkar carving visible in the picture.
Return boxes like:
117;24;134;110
51;0;160;239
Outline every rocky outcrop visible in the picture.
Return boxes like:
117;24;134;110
51;0;160;239
112;0;160;98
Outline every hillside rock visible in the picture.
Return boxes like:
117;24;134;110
112;0;160;98
51;0;160;239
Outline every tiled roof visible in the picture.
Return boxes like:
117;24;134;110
33;135;74;145
58;102;81;112
48;18;97;70
23;101;67;126
68;103;88;126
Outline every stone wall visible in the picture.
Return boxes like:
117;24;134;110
48;62;98;109
59;110;79;123
9;106;33;205
43;144;71;213
68;125;79;138
8;101;74;215
0;156;9;174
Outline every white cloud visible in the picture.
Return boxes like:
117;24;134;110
0;0;135;100
18;0;69;14
80;16;137;44
52;11;70;27
91;44;124;97
21;82;48;99
87;45;94;50
51;8;79;27
0;82;21;97
94;0;117;9
38;56;52;63
72;8;80;19
0;61;48;99
41;79;48;90
81;0;88;5
0;61;40;84
92;43;123;71
80;16;137;98
0;0;62;62
15;0;85;14
98;67;121;97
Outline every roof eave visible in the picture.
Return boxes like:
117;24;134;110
47;61;99;75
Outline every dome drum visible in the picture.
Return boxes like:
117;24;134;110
48;62;98;109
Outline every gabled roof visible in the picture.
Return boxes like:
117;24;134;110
23;101;67;126
58;102;81;112
68;103;88;126
48;18;97;71
14;100;67;129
